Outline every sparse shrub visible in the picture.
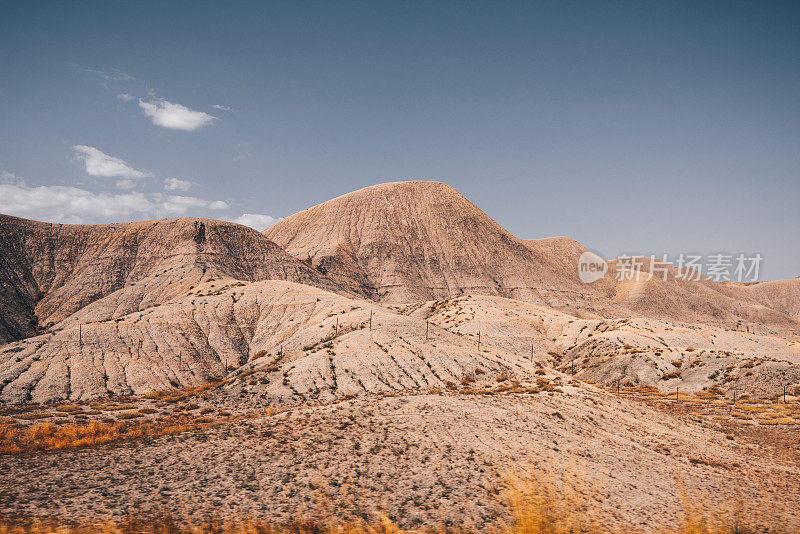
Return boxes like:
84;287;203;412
660;371;682;381
688;457;726;468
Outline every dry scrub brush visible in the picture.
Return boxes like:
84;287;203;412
503;468;600;534
503;468;786;534
0;418;216;454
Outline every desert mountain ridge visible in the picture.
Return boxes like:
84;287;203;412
0;180;798;404
2;181;800;531
265;180;799;328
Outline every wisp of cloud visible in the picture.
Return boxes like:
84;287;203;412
138;99;217;131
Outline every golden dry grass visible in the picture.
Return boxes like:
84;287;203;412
503;470;599;533
502;470;784;534
0;418;216;454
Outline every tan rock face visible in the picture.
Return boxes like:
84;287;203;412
0;215;346;343
595;259;799;333
264;181;601;310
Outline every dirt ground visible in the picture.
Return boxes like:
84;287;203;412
2;387;798;531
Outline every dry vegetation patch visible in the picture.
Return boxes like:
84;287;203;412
0;416;219;454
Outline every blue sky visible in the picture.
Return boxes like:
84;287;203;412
0;1;798;279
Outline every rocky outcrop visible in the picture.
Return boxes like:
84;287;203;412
0;215;346;343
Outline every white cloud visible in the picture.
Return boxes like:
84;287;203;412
159;195;229;215
72;145;152;179
212;104;235;112
208;200;229;210
138;99;217;131
229;213;279;231
0;183;155;224
164;178;193;191
117;93;135;101
0;182;232;224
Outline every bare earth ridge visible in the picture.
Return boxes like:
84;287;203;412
0;180;798;530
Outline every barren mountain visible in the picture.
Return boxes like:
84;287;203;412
741;277;800;321
0;215;345;344
264;181;800;332
1;181;799;532
406;293;800;396
264;181;605;312
604;258;800;332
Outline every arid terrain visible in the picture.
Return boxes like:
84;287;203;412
1;181;798;532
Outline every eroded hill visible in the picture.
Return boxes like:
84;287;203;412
0;215;346;344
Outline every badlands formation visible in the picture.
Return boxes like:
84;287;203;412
1;181;799;531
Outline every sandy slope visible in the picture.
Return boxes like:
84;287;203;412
400;294;800;397
0;280;544;403
741;277;800;321
2;390;797;530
